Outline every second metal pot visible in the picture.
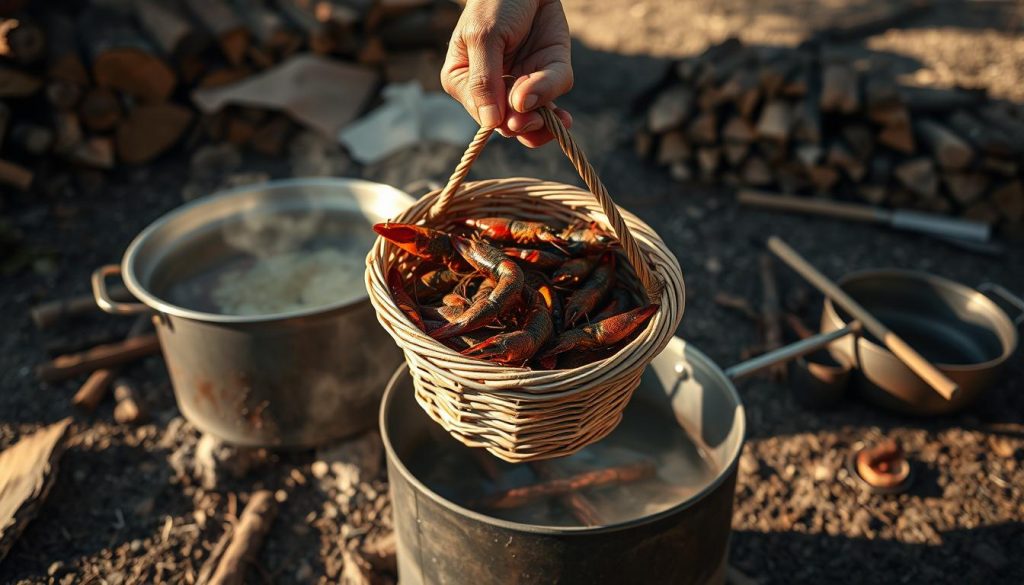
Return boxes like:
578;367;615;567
820;270;1024;415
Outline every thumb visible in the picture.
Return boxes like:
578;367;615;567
510;62;574;113
465;33;506;129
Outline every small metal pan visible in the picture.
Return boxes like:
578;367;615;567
820;270;1024;415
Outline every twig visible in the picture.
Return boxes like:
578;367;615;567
474;461;656;510
37;333;160;382
713;292;759;322
71;315;150;411
528;461;604;526
204;490;277;585
758;253;786;381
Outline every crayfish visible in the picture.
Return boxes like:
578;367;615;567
375;218;659;370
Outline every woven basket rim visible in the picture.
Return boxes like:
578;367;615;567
364;177;686;395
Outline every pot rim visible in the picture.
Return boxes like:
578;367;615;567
379;340;747;535
120;177;414;324
822;268;1019;372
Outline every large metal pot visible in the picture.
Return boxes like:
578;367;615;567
820;270;1024;415
381;336;746;585
93;178;414;448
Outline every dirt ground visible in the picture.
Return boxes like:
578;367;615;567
2;0;1024;583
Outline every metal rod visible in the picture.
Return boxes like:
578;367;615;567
723;322;861;381
767;236;959;401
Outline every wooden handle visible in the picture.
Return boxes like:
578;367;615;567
428;106;663;302
738;190;886;224
767;236;959;401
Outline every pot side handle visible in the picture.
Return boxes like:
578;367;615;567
978;283;1024;327
92;265;149;315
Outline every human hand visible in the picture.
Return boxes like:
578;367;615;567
440;0;574;148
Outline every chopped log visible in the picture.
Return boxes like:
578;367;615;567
474;461;657;510
740;155;772;186
756;100;793;142
45;13;88;87
634;131;653;159
963;201;1000;225
868;101;910;128
758;253;785;381
983;157;1018;178
249;115;292;156
942;172;989;206
79;87;122;132
669;161;692;182
992;180;1024;221
722;116;756;143
865;77;900;111
35;334;161;383
116;103;194;164
0;419;72;563
757;140;787;164
45;78;82;111
81;8;176;102
693;38;744;88
759;55;796;97
776;163;810;194
780;57;810;97
720;69;760;117
792;94;822;144
794;144;823;169
135;0;211;62
357;35;386;66
696;85;723;112
205;490;278;585
723;142;749;166
647;84;693;133
113;378;146;424
0;158;31;190
841;124;873;160
225;115;257;145
807;165;840;193
697;147;720;178
0;100;7;143
9;123;52;155
68;137;115;169
0;16;44;65
916;118;973;169
655;130;690;165
859;185;887;205
827;142;866;182
183;0;249;66
975;104;1024;149
949;109;1019;157
0;64;39;96
894;158;938;199
198;67;252;88
686;111;717;145
231;0;296;51
877;121;915;154
51;111;83;155
820;64;859;113
899;85;985;112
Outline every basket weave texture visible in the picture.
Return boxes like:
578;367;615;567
365;108;685;462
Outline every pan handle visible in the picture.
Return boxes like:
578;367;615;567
723;321;862;381
92;265;149;315
978;283;1024;327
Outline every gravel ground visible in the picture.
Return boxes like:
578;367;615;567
2;1;1024;583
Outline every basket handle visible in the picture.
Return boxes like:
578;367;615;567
427;106;664;302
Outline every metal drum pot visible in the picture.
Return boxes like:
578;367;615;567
93;178;414;448
380;336;746;585
820;270;1024;415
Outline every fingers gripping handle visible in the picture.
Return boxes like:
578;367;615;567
428;106;665;303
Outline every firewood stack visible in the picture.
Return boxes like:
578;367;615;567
0;0;459;194
637;38;1024;230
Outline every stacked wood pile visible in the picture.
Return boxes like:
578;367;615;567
637;38;1024;230
0;0;458;194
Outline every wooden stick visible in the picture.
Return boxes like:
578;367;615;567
758;253;785;381
528;461;604;526
767;236;958;400
37;334;160;383
714;292;758;321
71;315;151;411
31;285;130;329
205;490;277;585
0;158;31;190
474;461;656;510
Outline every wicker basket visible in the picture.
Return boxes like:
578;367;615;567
365;107;685;462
